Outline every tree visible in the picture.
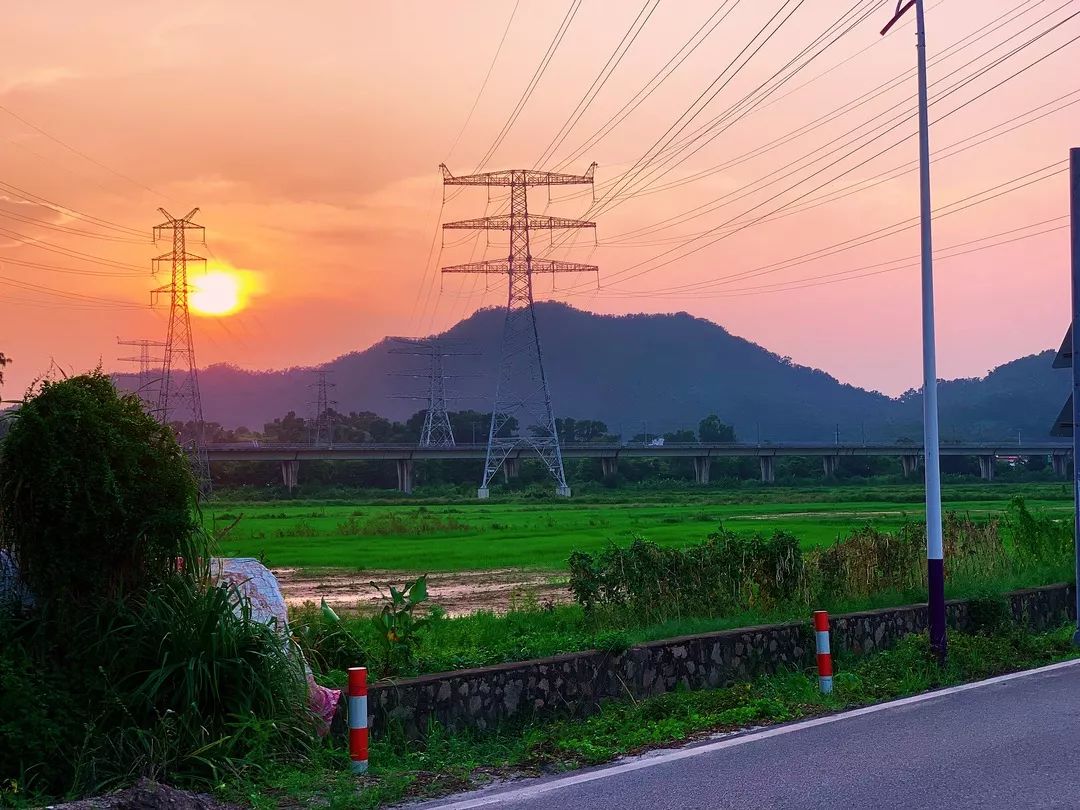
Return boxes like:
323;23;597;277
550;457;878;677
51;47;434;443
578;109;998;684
263;410;307;442
698;414;736;443
0;371;201;612
664;429;696;444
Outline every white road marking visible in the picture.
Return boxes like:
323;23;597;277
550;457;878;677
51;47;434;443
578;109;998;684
425;657;1080;808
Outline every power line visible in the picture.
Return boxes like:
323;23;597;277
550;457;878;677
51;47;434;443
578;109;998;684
553;0;742;172
596;160;1067;297
471;0;582;172
535;0;662;170
446;0;521;160
602;84;1080;247
614;0;1055;208
0;104;164;197
592;0;1075;247
0;179;146;236
574;15;1080;292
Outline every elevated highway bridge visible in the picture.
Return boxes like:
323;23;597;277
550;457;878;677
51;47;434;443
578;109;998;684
203;441;1072;493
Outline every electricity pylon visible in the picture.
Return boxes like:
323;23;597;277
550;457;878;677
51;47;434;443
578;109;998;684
151;207;211;498
308;369;336;447
389;337;475;448
439;164;598;498
117;337;166;408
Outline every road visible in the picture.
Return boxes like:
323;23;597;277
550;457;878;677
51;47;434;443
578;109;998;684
419;660;1080;810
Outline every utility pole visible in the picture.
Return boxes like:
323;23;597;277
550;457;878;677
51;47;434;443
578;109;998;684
439;164;598;498
308;369;336;447
117;337;166;408
151;207;211;498
1071;148;1080;644
389;337;475;448
883;0;945;662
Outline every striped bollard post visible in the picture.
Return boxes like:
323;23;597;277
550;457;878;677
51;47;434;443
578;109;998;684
348;666;369;774
814;610;833;694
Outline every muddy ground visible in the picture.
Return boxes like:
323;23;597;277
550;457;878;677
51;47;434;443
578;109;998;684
274;567;572;616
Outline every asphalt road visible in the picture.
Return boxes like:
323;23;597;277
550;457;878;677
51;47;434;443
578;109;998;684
419;659;1080;810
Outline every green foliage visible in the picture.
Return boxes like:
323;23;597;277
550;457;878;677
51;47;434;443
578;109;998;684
1;575;315;799
1004;496;1073;566
569;529;803;624
0;373;315;801
569;506;1067;628
234;624;1080;810
370;576;430;675
965;592;1013;635
69;575;313;792
698;414;735;443
206;483;1073;572
0;371;201;612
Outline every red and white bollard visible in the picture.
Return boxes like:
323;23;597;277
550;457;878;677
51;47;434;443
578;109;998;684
348;666;369;774
813;610;833;694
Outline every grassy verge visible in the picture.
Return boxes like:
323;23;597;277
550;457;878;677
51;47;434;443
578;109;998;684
297;559;1074;685
225;623;1080;810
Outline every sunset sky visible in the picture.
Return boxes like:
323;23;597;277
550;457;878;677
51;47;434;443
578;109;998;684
0;0;1077;399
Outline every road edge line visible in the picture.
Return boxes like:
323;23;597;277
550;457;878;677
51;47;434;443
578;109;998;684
426;656;1080;808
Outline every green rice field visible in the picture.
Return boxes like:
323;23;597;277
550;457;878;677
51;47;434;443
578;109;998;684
206;482;1073;572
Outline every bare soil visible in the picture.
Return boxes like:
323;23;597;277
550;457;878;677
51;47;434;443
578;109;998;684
48;779;239;810
274;566;571;616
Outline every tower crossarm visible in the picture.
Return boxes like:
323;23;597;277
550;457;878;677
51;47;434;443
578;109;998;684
439;163;596;187
443;215;595;231
442;258;597;275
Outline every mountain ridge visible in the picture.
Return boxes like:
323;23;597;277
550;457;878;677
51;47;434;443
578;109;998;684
123;303;1065;442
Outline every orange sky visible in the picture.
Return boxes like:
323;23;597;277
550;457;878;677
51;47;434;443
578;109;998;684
0;1;1077;400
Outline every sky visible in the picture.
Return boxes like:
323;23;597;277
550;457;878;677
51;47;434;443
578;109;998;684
0;0;1077;400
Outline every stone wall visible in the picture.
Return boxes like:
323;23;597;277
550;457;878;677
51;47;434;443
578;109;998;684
363;584;1075;739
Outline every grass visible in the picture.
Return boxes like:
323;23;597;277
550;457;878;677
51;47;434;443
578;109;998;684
224;623;1080;809
206;482;1073;572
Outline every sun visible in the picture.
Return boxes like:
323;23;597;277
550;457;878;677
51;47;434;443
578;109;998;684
190;270;246;317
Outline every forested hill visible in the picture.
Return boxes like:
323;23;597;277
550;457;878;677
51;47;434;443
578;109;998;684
128;303;1065;442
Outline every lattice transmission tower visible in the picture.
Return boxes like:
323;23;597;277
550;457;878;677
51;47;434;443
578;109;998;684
308;369;336;446
151;207;211;497
389;337;475;448
117;337;166;408
439;164;598;498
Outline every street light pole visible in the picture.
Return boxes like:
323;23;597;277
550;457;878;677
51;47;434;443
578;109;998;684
883;0;946;662
1070;148;1080;645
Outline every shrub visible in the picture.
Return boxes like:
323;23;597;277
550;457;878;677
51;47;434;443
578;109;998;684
0;371;200;613
68;575;312;792
568;529;803;625
0;373;315;799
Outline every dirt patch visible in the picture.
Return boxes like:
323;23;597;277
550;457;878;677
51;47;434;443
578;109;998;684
49;779;239;810
735;510;912;520
274;567;571;616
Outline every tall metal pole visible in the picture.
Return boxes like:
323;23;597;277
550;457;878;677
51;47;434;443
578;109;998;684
1070;147;1080;645
883;0;945;661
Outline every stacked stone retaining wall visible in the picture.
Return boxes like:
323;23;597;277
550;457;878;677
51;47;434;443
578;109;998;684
363;583;1075;739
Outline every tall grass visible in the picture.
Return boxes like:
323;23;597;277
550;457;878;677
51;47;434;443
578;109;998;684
568;498;1070;627
2;574;316;799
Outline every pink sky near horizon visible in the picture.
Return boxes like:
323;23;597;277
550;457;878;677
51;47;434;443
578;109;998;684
0;1;1076;401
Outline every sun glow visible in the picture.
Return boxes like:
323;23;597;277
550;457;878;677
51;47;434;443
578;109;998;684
190;270;248;316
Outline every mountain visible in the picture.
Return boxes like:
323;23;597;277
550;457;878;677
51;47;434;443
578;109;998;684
122;303;1066;442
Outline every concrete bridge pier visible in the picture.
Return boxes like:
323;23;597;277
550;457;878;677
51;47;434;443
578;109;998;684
601;457;618;477
822;456;839;478
760;456;775;484
978;455;996;481
280;459;300;492
396;459;414;494
901;454;920;477
693;456;711;485
1052;454;1069;477
502;457;520;483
